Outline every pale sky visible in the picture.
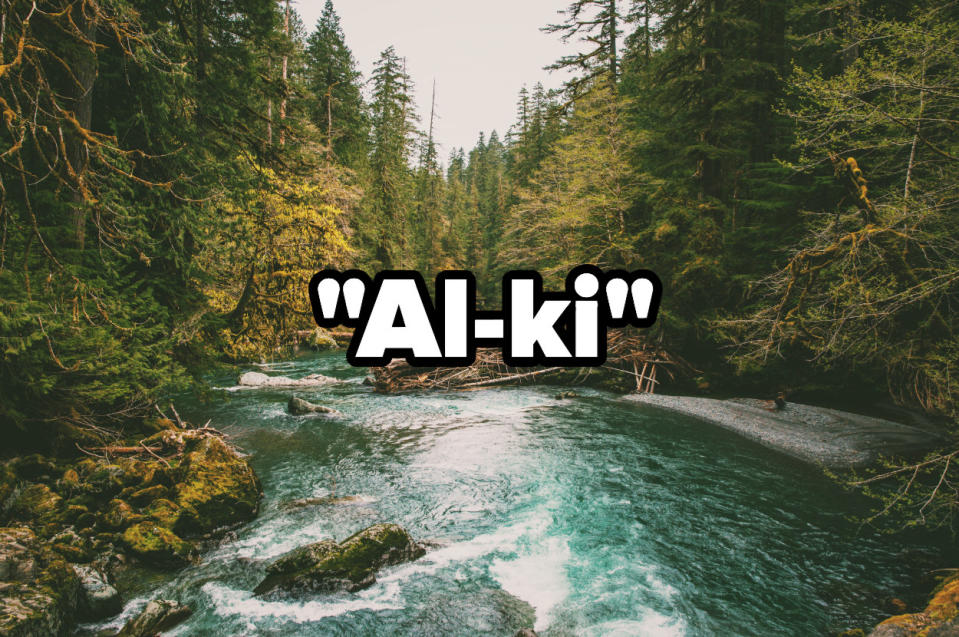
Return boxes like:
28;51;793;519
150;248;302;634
295;0;573;159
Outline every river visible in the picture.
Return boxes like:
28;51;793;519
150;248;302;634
91;352;954;636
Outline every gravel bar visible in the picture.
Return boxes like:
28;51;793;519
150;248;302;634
624;394;944;469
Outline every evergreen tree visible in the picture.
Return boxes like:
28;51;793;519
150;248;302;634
503;82;644;280
443;149;471;268
412;83;447;278
362;46;419;270
544;0;625;95
304;0;369;169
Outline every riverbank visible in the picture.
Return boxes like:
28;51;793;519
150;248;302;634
0;420;261;636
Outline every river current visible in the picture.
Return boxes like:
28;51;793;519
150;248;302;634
91;352;953;636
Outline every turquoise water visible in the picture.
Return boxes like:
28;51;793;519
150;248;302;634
95;352;951;636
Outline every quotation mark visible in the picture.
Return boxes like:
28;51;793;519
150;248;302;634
314;274;367;321
605;276;656;321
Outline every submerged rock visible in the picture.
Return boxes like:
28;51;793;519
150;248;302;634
238;371;338;388
555;391;579;400
254;523;426;596
282;494;375;509
73;564;122;620
117;599;192;637
288;396;341;416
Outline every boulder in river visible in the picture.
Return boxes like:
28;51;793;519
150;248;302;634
238;371;338;388
254;523;425;596
172;435;261;536
73;564;122;620
117;599;192;637
288;396;341;416
626;394;944;469
122;522;196;566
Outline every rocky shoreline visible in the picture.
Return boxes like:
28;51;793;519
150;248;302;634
0;419;260;636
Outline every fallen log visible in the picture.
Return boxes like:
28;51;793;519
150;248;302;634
460;367;563;388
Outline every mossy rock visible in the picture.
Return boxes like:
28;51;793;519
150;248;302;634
307;327;339;351
100;499;135;531
870;574;959;636
51;541;90;564
59;504;90;526
49;528;94;563
128;484;169;507
173;437;259;536
84;465;126;498
116;458;165;488
145;499;182;530
254;523;425;596
11;455;58;482
0;526;83;636
60;468;80;488
117;599;192;636
121;522;195;567
0;583;66;637
10;484;63;523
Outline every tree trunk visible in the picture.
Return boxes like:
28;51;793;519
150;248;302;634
904;54;926;201
841;0;860;70
69;8;97;250
608;0;618;84
280;0;289;146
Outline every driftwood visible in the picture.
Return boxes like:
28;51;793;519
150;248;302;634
76;406;227;461
91;446;163;454
370;329;694;394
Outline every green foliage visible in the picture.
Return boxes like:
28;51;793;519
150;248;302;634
503;82;646;281
304;0;369;169
358;46;419;271
732;3;959;420
0;0;357;450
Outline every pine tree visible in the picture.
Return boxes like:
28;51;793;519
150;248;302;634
443;149;470;268
544;0;624;95
412;82;447;278
304;0;369;168
508;83;564;187
363;47;419;270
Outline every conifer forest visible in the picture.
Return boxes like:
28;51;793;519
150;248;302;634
1;1;958;635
